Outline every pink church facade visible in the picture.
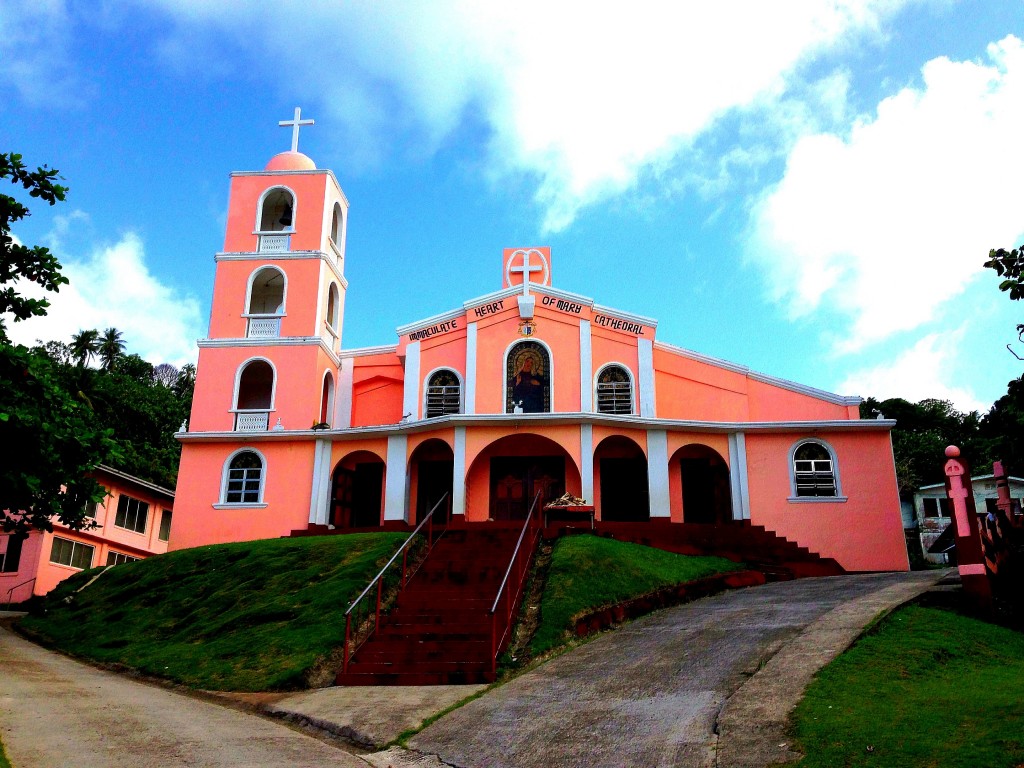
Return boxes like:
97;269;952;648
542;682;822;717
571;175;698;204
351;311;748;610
171;146;908;573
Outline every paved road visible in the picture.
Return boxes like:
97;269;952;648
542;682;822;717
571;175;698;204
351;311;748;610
0;625;367;768
407;572;943;768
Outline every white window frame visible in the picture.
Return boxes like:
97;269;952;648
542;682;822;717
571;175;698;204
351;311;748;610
593;362;635;415
423;367;464;418
114;494;149;534
325;282;341;335
231;357;278;413
243;265;288;318
787;438;847;502
158;509;173;542
254;185;297;234
49;537;96;570
106;551;140;567
215;448;269;508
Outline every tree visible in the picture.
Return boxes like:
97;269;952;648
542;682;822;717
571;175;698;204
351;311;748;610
70;328;99;367
0;153;69;340
152;362;179;388
98;327;125;370
1;153;119;536
984;244;1024;359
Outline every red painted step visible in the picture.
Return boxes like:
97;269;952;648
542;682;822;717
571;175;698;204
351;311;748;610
337;526;525;686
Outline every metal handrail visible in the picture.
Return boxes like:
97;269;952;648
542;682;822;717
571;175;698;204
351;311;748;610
489;491;543;672
4;577;36;607
342;492;449;672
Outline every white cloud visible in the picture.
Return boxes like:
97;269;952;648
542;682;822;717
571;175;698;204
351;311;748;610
129;0;906;230
838;328;988;413
0;0;81;105
6;230;204;368
749;35;1024;352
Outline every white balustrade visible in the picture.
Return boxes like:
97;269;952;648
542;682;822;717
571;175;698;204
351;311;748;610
258;234;290;253
247;317;281;338
235;412;270;431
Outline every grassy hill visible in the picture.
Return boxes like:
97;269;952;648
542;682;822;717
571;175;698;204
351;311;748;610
20;533;408;691
21;532;743;691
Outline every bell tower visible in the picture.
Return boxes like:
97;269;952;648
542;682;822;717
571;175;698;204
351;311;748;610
188;109;349;434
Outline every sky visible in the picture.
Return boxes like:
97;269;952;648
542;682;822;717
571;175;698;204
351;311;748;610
3;1;1023;414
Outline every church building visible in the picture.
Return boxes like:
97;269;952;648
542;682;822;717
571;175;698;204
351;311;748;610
171;118;909;574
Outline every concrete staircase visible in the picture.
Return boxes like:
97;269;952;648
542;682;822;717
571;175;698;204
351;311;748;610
588;521;845;579
336;525;522;686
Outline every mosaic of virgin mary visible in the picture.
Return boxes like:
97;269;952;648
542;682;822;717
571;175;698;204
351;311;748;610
507;344;549;413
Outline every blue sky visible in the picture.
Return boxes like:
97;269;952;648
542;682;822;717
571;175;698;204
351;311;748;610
3;1;1023;413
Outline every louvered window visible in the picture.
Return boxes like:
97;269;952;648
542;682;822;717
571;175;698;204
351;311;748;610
596;366;633;414
425;370;461;418
793;442;837;497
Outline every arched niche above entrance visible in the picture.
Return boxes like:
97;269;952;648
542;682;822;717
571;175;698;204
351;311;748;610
505;341;551;413
465;433;583;523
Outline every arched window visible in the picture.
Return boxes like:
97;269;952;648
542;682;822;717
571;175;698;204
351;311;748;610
258;188;295;233
320;372;335;426
234;359;274;431
325;282;340;334
222;450;264;504
425;369;461;418
506;341;550;413
246;268;285;337
791;440;839;498
596;364;633;414
330;203;344;251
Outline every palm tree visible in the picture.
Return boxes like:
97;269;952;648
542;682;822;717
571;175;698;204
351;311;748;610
98;327;126;370
70;329;100;367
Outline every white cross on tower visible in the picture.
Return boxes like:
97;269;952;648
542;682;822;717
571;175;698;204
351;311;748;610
279;107;314;153
511;249;545;297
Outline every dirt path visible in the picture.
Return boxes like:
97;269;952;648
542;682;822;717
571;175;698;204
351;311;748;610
0;625;368;768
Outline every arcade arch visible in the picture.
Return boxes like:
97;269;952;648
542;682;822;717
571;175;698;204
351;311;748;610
329;450;386;529
671;444;732;524
593;435;649;522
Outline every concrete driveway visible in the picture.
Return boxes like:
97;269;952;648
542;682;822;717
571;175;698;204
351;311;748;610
0;624;367;768
401;571;946;768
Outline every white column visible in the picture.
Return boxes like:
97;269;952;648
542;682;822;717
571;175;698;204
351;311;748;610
580;423;594;503
465;322;478;414
647;429;670;518
308;438;332;525
403;341;421;421
336;357;354;428
638;338;656;417
452;426;467;516
579;320;593;412
728;432;751;521
384;434;408;521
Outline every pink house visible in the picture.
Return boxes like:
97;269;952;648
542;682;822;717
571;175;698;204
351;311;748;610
170;142;908;574
0;465;174;603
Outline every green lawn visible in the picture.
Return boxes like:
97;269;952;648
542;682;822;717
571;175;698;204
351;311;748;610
529;535;743;656
789;604;1024;768
20;533;407;691
0;735;11;768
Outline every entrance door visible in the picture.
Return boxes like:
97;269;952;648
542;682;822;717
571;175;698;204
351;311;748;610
489;457;565;520
600;457;650;521
681;458;731;524
416;460;454;524
331;462;384;528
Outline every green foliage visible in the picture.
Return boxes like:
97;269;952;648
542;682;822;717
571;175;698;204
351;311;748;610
529;535;742;656
0;343;120;535
984;245;1024;301
790;604;1024;767
0;152;68;340
0;734;10;768
981;377;1024;477
20;533;408;691
861;397;993;492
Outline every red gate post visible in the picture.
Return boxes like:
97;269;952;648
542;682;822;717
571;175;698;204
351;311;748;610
943;446;993;612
